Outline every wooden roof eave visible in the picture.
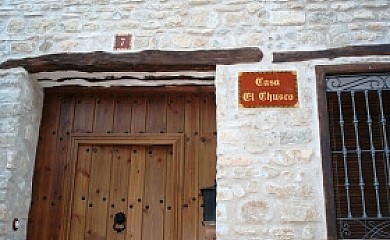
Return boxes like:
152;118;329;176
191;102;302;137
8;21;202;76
0;48;263;73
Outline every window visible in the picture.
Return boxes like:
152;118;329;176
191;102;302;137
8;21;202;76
320;71;390;239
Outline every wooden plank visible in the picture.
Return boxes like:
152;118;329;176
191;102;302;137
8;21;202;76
142;146;166;240
48;94;76;240
69;145;92;240
85;145;113;240
28;93;61;240
164;146;176;240
127;146;146;240
0;48;263;73
273;44;390;63
46;86;215;95
182;93;200;240
146;93;167;133
113;95;132;134
106;146;130;240
73;94;95;133
199;93;217;239
315;66;342;239
199;93;217;187
167;94;185;133
93;94;114;133
131;95;146;133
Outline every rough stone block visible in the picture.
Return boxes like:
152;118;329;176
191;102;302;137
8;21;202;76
270;227;295;240
83;22;99;31
270;149;313;166
269;11;305;26
266;183;313;199
331;1;359;11
306;3;328;10
173;35;192;48
188;0;217;5
165;15;182;27
281;202;318;222
30;19;54;33
239;200;272;223
39;41;53;52
10;42;35;53
218;155;252;166
217;187;234;200
224;12;253;27
193;36;209;47
301;225;315;240
215;5;244;12
280;128;312;145
362;0;388;8
225;0;251;4
6;18;25;34
353;9;375;20
63;19;82;33
353;30;382;41
286;1;305;9
307;11;335;24
190;11;214;28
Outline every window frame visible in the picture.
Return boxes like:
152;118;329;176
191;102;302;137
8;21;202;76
316;63;390;240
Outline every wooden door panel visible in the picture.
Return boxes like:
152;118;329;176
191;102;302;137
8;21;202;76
69;145;92;240
29;87;216;240
167;94;185;133
164;146;176;240
199;93;217;239
142;146;167;240
94;94;115;133
73;95;95;133
85;145;112;240
106;146;130;240
146;94;167;133
50;95;76;240
131;95;146;133
183;94;200;240
28;94;61;240
127;146;146;240
113;96;132;134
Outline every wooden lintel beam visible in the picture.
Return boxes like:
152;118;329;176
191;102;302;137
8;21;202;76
273;44;390;63
0;47;262;73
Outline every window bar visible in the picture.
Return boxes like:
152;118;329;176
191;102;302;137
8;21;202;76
378;90;390;191
337;91;353;218
351;90;368;218
364;90;382;218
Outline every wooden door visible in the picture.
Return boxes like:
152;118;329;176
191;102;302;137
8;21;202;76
28;86;216;240
69;144;174;240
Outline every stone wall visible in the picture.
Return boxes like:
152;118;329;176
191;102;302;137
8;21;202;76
1;0;389;62
0;0;390;239
215;63;322;240
0;69;43;239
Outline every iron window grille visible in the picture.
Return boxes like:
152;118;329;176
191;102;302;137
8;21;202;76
326;73;390;239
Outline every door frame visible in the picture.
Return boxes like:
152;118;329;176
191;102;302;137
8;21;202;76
65;133;184;240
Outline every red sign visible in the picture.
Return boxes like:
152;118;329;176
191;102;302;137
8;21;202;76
114;34;132;50
239;71;298;108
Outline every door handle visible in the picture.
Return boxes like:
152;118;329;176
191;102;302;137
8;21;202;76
113;212;126;233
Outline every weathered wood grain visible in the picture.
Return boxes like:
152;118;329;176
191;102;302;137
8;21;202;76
0;48;262;73
273;44;390;63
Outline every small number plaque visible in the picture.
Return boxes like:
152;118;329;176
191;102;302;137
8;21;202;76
114;34;132;50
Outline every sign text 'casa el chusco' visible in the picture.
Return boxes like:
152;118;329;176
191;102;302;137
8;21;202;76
239;71;298;108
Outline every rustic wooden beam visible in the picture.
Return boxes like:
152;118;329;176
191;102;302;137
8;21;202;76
0;48;262;73
273;44;390;63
